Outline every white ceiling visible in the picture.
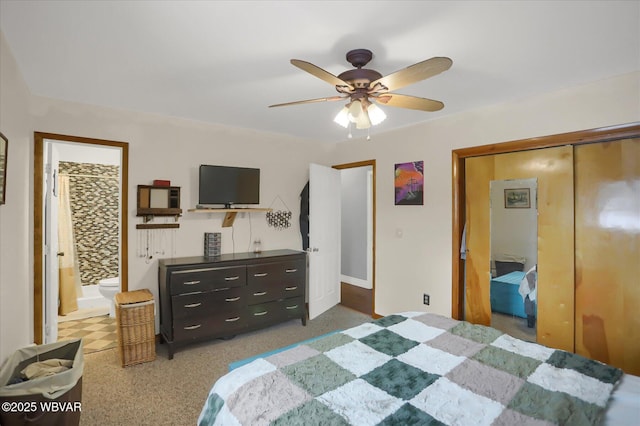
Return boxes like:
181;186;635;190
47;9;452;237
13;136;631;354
1;1;638;143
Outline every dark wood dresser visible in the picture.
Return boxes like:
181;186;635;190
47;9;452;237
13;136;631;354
158;249;307;359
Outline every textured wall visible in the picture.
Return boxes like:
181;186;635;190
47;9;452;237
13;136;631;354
59;161;119;285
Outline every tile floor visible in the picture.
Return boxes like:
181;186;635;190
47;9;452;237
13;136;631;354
58;314;117;354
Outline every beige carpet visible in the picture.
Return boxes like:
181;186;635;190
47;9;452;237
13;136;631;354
80;305;370;425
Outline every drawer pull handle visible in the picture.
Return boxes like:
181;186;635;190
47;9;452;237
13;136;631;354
214;287;230;292
286;305;299;310
184;324;202;330
225;296;240;302
184;303;202;308
253;272;268;277
285;286;297;291
254;311;268;316
183;280;201;285
253;291;267;296
225;316;240;322
285;269;298;273
225;276;240;281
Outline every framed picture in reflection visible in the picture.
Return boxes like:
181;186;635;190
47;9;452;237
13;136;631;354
504;188;530;208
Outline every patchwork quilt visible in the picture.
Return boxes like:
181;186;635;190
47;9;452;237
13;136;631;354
198;312;623;426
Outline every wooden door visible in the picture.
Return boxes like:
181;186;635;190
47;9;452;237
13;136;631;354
465;146;575;351
574;139;640;374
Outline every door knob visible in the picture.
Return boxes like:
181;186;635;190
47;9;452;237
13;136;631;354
57;252;65;257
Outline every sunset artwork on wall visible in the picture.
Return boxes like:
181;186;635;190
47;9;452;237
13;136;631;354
394;161;424;205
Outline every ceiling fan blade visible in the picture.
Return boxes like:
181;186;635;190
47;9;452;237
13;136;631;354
370;57;452;93
373;93;444;112
290;59;355;92
269;95;346;108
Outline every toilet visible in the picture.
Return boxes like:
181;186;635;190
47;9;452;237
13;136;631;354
98;277;120;318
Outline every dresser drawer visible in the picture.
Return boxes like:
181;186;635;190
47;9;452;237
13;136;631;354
170;266;246;295
172;287;245;320
247;259;305;285
247;259;305;302
173;312;247;341
247;296;305;327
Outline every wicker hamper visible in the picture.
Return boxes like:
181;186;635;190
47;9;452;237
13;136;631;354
115;289;156;367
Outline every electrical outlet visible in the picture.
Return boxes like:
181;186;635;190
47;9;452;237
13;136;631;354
423;294;430;305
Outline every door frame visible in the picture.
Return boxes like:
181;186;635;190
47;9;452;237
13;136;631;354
33;132;129;344
451;122;640;319
333;159;377;317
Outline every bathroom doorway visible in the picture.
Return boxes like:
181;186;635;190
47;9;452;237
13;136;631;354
33;133;129;349
334;160;376;316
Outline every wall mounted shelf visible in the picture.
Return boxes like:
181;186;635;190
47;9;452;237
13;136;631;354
137;185;182;229
188;207;272;227
135;223;180;230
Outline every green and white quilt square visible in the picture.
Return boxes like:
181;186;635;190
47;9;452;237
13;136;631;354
325;340;392;376
410;377;504;426
318;378;404;426
227;370;311;425
446;359;525;405
397;342;465;375
359;328;419;357
387;317;446;343
282;354;356;397
362;359;440;400
426;331;486;358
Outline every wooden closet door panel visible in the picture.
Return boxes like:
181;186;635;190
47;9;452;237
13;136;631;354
465;146;574;352
575;139;640;375
464;156;494;325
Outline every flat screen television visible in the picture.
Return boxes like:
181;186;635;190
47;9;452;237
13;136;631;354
198;165;260;208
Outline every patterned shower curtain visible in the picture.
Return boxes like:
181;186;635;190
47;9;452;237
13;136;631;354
58;175;81;315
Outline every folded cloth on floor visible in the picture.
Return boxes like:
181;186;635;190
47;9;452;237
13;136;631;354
21;358;73;379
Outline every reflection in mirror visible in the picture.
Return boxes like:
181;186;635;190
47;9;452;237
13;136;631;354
490;178;538;342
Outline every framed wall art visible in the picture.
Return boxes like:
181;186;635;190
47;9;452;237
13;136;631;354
504;188;530;208
394;161;423;205
0;132;7;205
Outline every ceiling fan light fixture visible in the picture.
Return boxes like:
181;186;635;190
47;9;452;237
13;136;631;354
355;108;371;129
367;103;386;126
333;106;350;128
348;100;364;122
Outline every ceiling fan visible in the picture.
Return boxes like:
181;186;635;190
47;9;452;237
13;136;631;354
269;49;452;131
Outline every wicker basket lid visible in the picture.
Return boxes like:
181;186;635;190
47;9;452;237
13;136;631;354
115;289;153;305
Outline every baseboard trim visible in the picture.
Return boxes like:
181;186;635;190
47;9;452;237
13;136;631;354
340;282;372;315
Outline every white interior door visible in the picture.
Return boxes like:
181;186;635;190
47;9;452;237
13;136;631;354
44;141;60;343
308;163;341;320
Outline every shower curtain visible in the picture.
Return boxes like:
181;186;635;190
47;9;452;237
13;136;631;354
58;175;81;315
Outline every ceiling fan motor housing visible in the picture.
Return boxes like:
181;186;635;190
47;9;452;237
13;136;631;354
338;49;383;90
345;49;373;67
337;68;383;90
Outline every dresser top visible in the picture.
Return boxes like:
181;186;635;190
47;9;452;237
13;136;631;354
158;249;305;267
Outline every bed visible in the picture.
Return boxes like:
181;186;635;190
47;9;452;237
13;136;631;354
198;312;638;426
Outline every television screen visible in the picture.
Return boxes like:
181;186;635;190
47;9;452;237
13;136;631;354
198;165;260;207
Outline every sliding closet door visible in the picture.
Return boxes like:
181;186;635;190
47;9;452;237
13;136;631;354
463;156;493;326
575;139;640;375
465;146;575;351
